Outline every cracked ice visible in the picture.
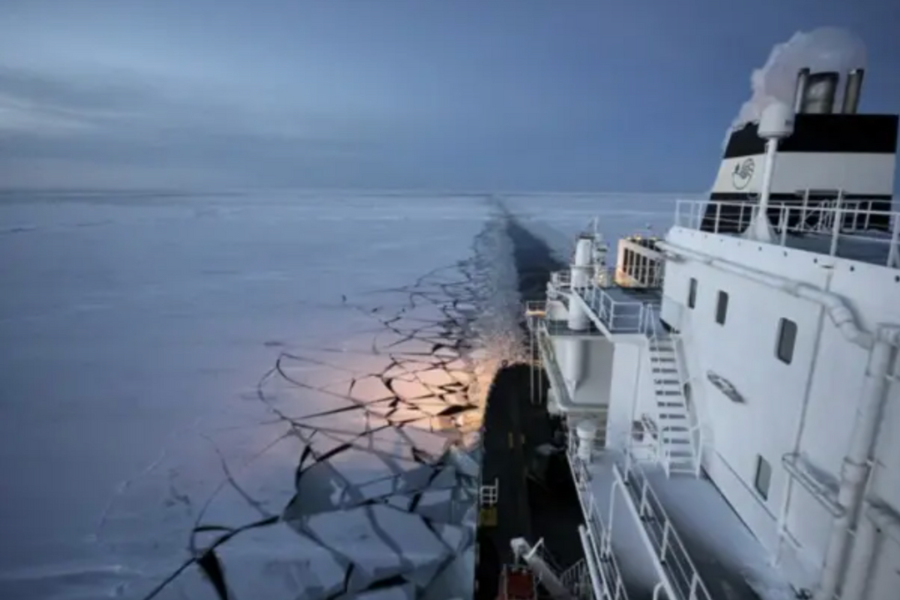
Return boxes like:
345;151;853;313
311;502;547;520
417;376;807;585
141;216;523;599
0;194;527;600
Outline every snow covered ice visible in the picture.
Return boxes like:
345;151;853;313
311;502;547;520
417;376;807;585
0;190;675;599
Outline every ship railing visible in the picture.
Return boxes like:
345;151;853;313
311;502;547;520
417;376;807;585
560;558;593;600
570;457;631;600
522;538;580;593
479;477;499;507
552;270;573;288
579;281;660;334
674;197;900;269
618;452;713;600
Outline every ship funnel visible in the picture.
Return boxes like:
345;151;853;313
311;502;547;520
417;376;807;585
801;71;840;114
842;68;864;114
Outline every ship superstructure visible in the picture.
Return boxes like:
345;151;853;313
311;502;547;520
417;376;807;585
484;62;900;599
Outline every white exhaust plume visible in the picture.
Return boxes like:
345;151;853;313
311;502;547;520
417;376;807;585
728;27;867;136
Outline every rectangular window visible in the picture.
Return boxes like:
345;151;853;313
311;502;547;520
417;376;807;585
716;291;729;325
776;318;797;364
687;278;697;309
754;455;772;500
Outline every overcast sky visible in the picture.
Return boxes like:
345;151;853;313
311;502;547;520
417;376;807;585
0;0;897;192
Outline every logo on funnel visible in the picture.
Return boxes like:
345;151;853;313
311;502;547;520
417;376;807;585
732;158;755;190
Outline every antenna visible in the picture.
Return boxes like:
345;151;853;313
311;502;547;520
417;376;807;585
745;101;795;243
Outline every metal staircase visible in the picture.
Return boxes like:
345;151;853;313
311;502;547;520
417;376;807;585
559;558;593;600
646;315;700;477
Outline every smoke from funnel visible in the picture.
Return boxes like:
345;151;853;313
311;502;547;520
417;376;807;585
724;28;867;146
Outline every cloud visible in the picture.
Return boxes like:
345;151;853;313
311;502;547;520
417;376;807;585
0;64;404;189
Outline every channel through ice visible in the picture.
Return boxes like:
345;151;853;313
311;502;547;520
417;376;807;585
0;191;680;599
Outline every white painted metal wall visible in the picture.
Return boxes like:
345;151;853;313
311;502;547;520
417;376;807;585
548;336;616;409
606;343;641;449
712;153;897;196
662;225;900;596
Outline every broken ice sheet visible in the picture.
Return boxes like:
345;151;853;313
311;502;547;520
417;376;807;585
300;506;406;593
326;446;398;487
391;379;435;401
396;425;453;458
214;523;347;600
370;504;451;590
300;409;391;438
289;460;352;517
349;376;395;403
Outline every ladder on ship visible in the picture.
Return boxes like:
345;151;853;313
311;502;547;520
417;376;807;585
644;308;700;477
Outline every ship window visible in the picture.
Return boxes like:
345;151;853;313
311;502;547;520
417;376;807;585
716;291;729;324
754;455;771;500
776;318;797;364
687;278;697;309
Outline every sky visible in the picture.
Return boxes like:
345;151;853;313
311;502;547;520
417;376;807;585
0;0;898;192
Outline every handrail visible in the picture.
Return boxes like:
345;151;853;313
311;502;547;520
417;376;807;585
560;558;592;599
642;305;702;477
567;440;631;600
621;453;713;600
578;283;658;334
674;198;900;269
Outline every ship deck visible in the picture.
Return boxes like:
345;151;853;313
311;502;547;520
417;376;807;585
585;452;795;600
476;364;584;599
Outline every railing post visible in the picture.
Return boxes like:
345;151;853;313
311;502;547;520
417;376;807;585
714;202;721;234
830;197;842;256
779;204;788;246
888;213;900;269
800;189;809;230
689;574;699;600
639;479;648;517
660;521;671;559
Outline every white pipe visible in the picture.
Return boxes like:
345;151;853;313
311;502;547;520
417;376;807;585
572;237;593;289
658;240;900;600
568;294;590;331
867;500;900;545
576;419;598;462
562;338;585;394
841;511;878;600
842;501;900;600
510;538;573;600
817;339;895;600
745;138;779;243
